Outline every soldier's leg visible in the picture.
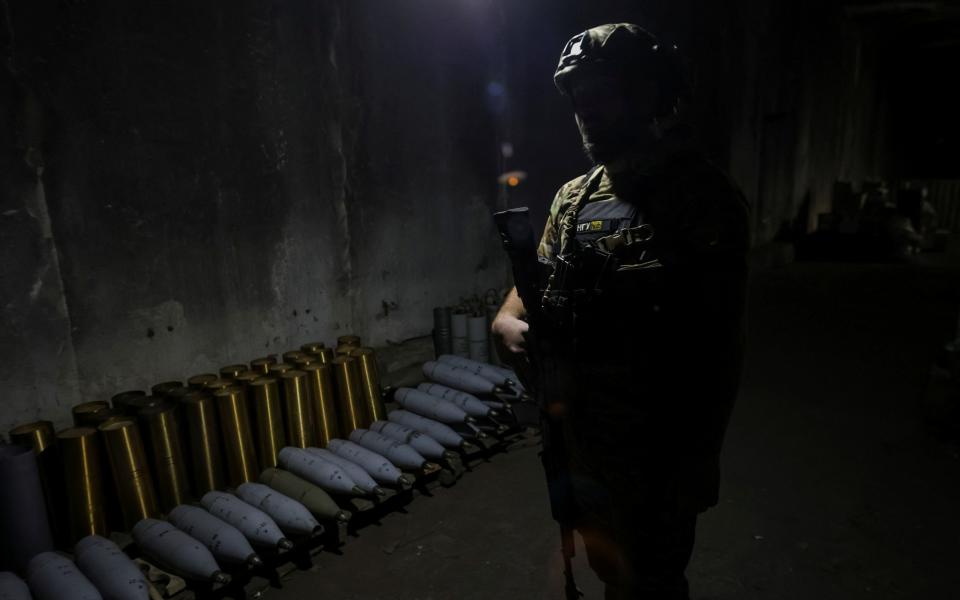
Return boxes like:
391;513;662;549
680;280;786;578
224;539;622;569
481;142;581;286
615;504;698;600
577;514;627;599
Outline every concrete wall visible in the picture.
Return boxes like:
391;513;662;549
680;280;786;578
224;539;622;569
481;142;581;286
0;0;898;432
0;0;508;432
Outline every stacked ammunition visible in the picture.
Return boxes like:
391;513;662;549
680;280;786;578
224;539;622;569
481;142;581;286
2;335;427;596
431;290;506;363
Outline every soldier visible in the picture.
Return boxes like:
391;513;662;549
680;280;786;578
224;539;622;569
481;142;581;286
492;23;750;600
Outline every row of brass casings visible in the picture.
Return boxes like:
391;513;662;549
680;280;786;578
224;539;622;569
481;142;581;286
5;336;386;547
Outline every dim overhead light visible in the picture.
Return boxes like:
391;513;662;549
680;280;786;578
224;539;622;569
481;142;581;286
497;170;528;187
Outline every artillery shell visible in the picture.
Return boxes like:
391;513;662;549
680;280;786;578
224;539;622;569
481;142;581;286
249;356;277;375
200;491;291;550
168;505;261;567
236;482;321;537
131;519;228;583
74;535;149;600
437;354;515;387
268;363;294;377
332;357;366;434
26;552;102;600
280;371;315;448
110;391;146;413
150;381;183;398
259;468;350;523
308;347;335;364
370;420;448;460
138;405;191;511
326;439;407;486
213;385;258;486
9;420;55;453
349;429;429;470
181;392;225;495
277;447;360;496
249;377;286;469
349;347;386;424
0;572;30;600
304;448;383;496
394;388;471;424
301;364;339;446
336;335;361;347
99;419;158;529
219;365;247;380
422;361;497;395
417;382;493;417
300;342;325;354
58;428;108;542
387;410;465;448
187;374;218;390
72;402;111;427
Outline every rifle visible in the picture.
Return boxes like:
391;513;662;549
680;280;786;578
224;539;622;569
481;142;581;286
493;207;583;600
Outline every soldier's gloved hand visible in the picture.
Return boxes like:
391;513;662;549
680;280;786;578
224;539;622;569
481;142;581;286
491;314;529;369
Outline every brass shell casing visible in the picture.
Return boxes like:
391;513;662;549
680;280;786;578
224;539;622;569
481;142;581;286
335;345;355;357
250;356;277;374
280;370;315;448
99;418;159;529
58;427;108;542
80;408;124;428
282;350;306;364
187;373;218;390
181;393;225;495
300;342;325;354
268;363;294;377
72;401;111;427
121;395;163;417
213;385;258;486
234;370;261;384
150;381;183;397
308;347;335;364
302;364;340;446
332;357;366;435
111;390;146;412
139;404;191;511
349;347;386;425
219;364;247;380
292;354;319;369
337;335;361;347
9;420;56;453
249;377;286;469
203;378;232;393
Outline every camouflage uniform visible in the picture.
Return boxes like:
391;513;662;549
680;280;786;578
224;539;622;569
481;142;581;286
537;137;749;599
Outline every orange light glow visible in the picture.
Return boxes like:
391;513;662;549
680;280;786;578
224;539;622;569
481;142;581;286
507;176;520;187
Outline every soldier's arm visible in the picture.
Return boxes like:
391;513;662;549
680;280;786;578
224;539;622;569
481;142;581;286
493;182;570;357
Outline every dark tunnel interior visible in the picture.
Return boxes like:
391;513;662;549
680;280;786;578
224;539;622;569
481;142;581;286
1;1;960;599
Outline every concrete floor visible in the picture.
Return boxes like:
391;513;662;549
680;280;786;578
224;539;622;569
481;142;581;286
264;254;960;599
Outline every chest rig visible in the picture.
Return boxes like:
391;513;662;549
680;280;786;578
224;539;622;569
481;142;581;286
542;167;665;332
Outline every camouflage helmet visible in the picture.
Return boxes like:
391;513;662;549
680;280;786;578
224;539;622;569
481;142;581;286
554;23;686;116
